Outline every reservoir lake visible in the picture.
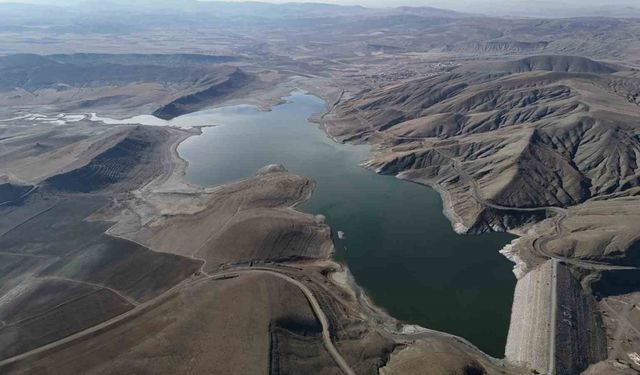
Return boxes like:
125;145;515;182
96;91;516;357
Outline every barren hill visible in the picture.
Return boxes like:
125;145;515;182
325;55;640;237
322;54;640;374
463;55;619;74
0;54;262;119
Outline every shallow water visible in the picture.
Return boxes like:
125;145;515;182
98;91;516;357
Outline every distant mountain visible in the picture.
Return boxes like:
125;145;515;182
498;55;618;74
4;0;640;19
462;55;619;74
0;0;464;19
447;1;640;18
0;1;467;35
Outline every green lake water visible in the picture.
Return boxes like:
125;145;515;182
101;91;516;357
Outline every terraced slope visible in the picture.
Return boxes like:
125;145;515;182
44;127;161;193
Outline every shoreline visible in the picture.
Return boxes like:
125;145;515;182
172;88;519;359
395;172;470;234
310;89;532;366
104;87;521;367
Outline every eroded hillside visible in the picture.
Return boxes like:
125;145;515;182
324;54;640;374
326;55;640;232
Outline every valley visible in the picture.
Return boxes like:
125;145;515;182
1;2;640;374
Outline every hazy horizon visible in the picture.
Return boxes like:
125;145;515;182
0;0;639;18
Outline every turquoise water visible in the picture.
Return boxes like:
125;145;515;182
108;91;516;357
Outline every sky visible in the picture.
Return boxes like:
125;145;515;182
0;0;637;5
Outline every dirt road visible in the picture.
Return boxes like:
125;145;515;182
0;266;356;375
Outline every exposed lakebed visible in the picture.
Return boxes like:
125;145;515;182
95;91;516;357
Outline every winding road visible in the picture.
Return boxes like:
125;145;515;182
249;268;356;375
0;266;356;375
